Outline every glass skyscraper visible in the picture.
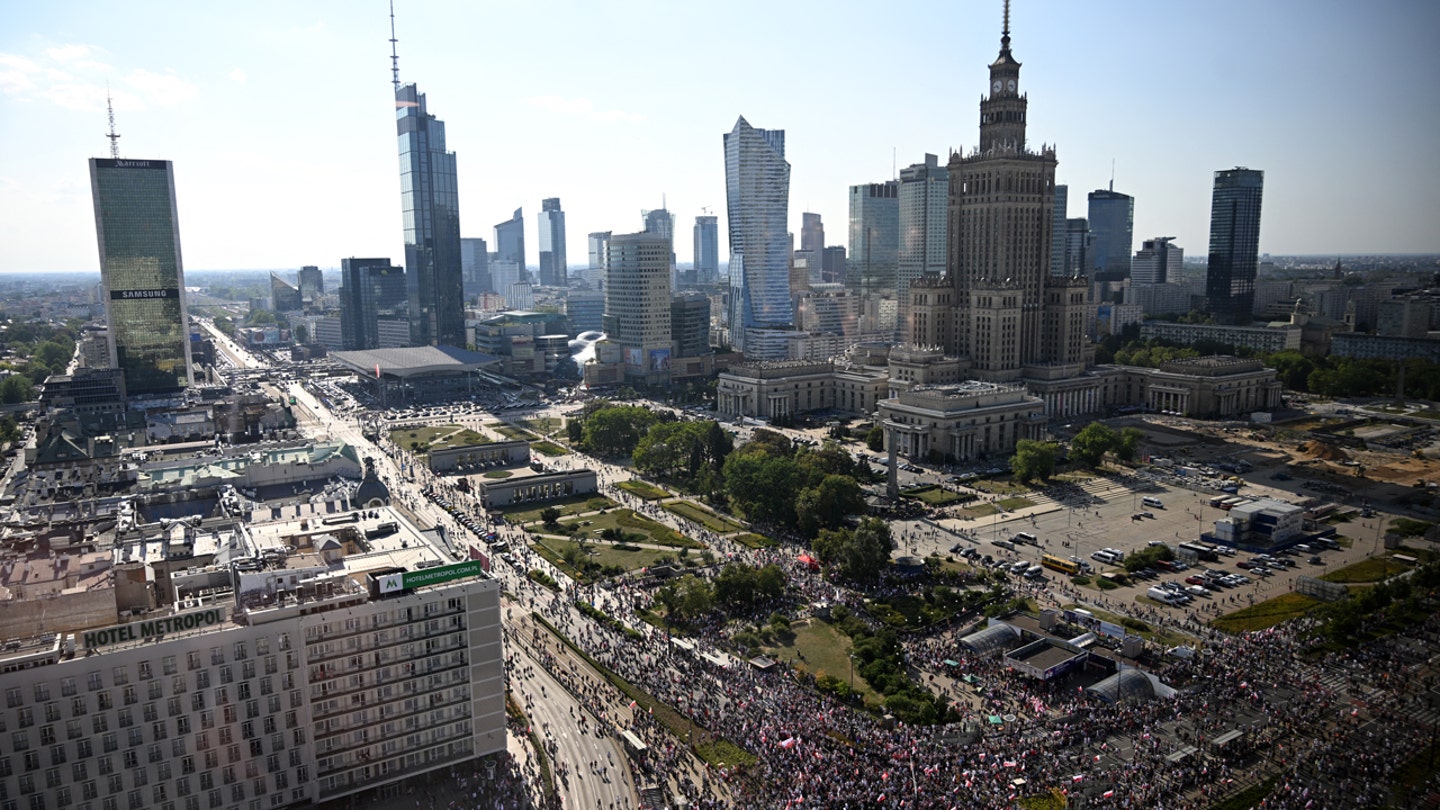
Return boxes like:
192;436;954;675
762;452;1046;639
537;197;567;287
495;209;525;278
692;215;719;285
1206;167;1264;325
724;116;792;358
89;157;193;397
396;83;464;347
1086;188;1134;277
340;258;406;350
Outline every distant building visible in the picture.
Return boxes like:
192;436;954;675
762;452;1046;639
822;245;847;285
1205;167;1264;325
339;258;406;350
495;208;526;279
563;290;605;335
461;237;490;296
897;154;947;338
1087;188;1134;277
671;292;711;358
1064;218;1091;278
298;265;324;301
725;116;794;358
846;180;899;297
271;272;302;312
801;212;824;256
1331;332;1440;363
1130;237;1182;286
537;197;567;287
1376;296;1431;338
880;381;1046;463
587;231;612;288
89;157;195;397
1139;320;1300;354
604;232;673;385
1050;184;1068;276
396;83;465;347
692;215;719;285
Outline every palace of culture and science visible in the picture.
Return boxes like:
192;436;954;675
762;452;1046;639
718;6;1282;459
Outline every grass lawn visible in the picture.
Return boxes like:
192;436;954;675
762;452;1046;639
559;508;704;549
389;424;490;451
900;485;966;506
528;536;662;575
1321;557;1409;583
763;620;877;706
496;494;616;523
530;440;569;457
998;496;1036;511
975;478;1031;495
491;424;538;441
956;503;999;518
731;533;777;549
1210;592;1322;633
482;470;513;479
663;501;745;533
616;480;670;500
521;416;563;435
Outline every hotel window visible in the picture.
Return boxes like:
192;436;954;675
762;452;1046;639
34;684;50;702
162;656;177;676
187;652;201;671
137;662;151;680
210;648;224;666
191;693;205;712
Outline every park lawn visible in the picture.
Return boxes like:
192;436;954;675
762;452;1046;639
731;533;777;549
976;478;1031;495
1321;557;1409;583
1210;592;1322;634
497;494;616;523
956;503;999;518
663;501;745;533
763;620;878;706
616;480;670;500
390;425;468;450
491;423;538;441
900;485;966;506
559;508;704;549
521;416;563;435
998;496;1036;511
530;440;569;457
528;535;659;574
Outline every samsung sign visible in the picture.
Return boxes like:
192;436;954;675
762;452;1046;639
82;608;226;649
111;288;179;300
378;560;485;594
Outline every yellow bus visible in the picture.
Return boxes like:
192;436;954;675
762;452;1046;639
1042;554;1080;576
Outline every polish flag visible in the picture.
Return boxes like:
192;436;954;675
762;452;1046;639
1072;775;1085;783
1103;790;1115;799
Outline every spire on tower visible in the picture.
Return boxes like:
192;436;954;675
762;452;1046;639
388;0;401;89
1001;0;1012;51
105;83;120;159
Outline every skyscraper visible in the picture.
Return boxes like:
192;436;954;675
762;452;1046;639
603;232;673;384
537;197;568;287
495;209;525;279
460;237;490;296
898;154;948;336
395;83;464;347
847;181;899;297
1206;167;1264;325
89;157;194;397
1064;218;1091;276
587;231;611;287
1131;237;1182;286
1087;187;1134;277
800;212;825;256
642;208;677;286
1050;185;1068;275
298;265;324;301
724;116;792;358
908;5;1086;377
693;215;719;285
340;258;406;350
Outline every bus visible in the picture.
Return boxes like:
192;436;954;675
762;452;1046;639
1042;554;1081;576
1209;496;1227;508
1218;496;1245;511
1178;542;1219;562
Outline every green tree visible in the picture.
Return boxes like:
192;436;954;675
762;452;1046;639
1113;427;1144;464
1010;439;1058;483
34;339;74;372
1070;423;1117;468
0;416;18;444
580;405;658;457
293;324;309;343
795;474;865;537
865;425;885;452
0;375;36;404
813;517;894;581
539;507;562;528
655;575;713;624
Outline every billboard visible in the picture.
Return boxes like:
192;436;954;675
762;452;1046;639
377;560;485;594
649;348;671;371
625;347;644;368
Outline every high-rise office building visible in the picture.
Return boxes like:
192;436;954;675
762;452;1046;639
587;231;611;288
396;83;464;348
822;246;847;284
339;258;406;350
693;215;719;285
603;232;673;383
724;116;792;359
1205;167;1264;326
495;209;525;279
1064;218;1091;277
671;292;712;358
271;272;303;312
460;237;490;296
1131;237;1182;286
1087;187;1134;277
801;212;825;256
847;181;899;297
89;157;194;397
908;7;1087;377
1050;185;1068;275
898;154;948;336
298;265;324;301
642;208;677;287
538;197;568;287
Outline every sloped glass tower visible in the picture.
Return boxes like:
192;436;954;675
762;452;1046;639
724;116;792;358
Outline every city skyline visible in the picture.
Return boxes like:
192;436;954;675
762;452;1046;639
2;0;1438;274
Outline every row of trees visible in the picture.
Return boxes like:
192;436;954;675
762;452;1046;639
721;430;868;537
1010;423;1143;483
653;562;787;625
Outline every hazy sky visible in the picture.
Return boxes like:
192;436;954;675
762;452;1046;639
3;0;1438;275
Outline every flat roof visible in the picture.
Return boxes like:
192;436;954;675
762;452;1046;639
331;345;502;379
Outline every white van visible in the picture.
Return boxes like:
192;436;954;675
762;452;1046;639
1147;586;1181;605
1013;531;1038;545
1142;496;1164;509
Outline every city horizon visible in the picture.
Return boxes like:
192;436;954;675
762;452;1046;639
1;0;1438;274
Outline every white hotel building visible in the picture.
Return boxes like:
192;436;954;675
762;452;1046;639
0;538;503;810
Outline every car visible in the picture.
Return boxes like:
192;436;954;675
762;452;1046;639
1232;574;1251;584
1309;555;1324;565
1251;566;1272;576
950;543;964;553
1140;511;1156;519
1186;585;1211;597
1185;575;1206;586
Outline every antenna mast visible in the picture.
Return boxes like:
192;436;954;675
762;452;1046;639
1110;159;1115;192
389;0;401;89
105;84;120;159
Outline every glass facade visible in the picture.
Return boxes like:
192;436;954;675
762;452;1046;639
692;216;719;285
1086;189;1134;276
847;181;899;296
494;209;525;278
724;116;792;358
1206;167;1264;325
537;198;567;287
89;158;193;396
340;259;405;350
396;84;465;348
